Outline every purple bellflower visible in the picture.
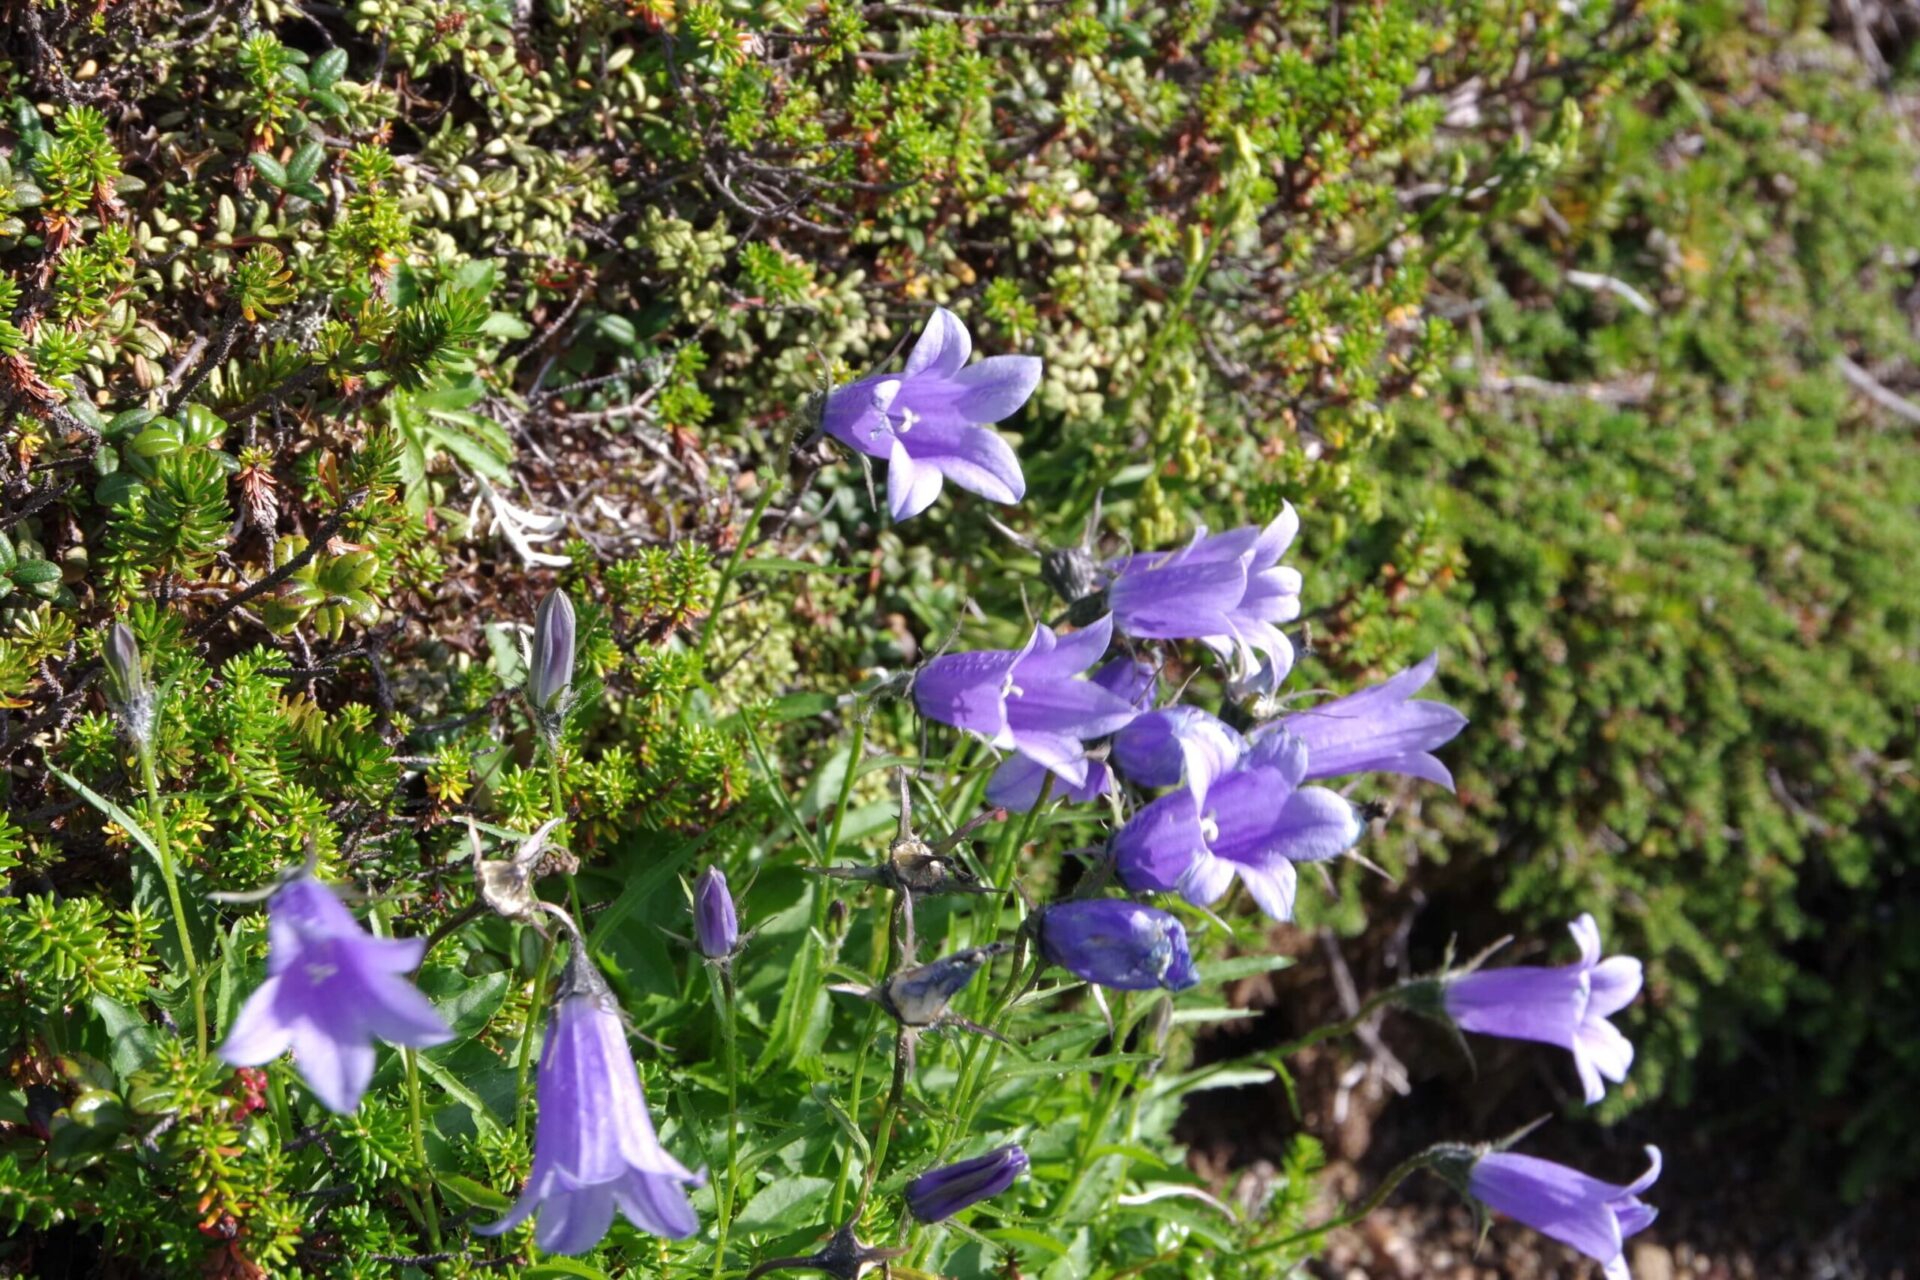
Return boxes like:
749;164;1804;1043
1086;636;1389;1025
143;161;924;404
1267;652;1467;788
1038;899;1199;992
219;872;453;1114
905;1145;1030;1223
821;307;1041;522
985;654;1156;811
479;950;703;1253
916;615;1139;800
1114;731;1363;922
1110;705;1248;804
692;866;738;960
1106;506;1303;688
1443;914;1643;1104
1468;1146;1660;1280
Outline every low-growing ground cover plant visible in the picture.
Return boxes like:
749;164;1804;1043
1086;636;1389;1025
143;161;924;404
21;0;1917;1275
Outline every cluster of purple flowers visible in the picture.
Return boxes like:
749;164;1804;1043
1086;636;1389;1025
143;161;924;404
201;307;1659;1274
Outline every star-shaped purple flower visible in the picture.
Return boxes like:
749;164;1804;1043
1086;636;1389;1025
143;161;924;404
1113;730;1363;921
1443;913;1643;1104
1106;505;1303;688
219;872;454;1114
1468;1145;1660;1280
478;951;702;1253
822;307;1041;522
915;615;1140;797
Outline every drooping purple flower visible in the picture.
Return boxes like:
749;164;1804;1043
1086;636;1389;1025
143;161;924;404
916;615;1139;797
1110;705;1247;804
692;866;738;960
219;873;454;1114
1113;731;1363;922
1443;914;1643;1104
822;307;1041;522
1106;506;1302;688
985;654;1156;811
905;1144;1030;1223
1268;652;1467;788
1468;1146;1660;1280
1037;899;1199;992
478;951;702;1253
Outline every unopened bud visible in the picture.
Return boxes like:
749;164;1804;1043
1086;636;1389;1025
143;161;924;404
529;589;576;721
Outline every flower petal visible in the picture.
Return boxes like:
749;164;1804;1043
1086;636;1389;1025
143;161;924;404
898;420;1025;505
358;969;455;1050
904;306;972;379
536;1182;618;1255
1113;790;1208;894
289;1015;376;1114
888;437;946;521
1469;1152;1627;1263
947;354;1043;422
615;1168;702;1240
1587;956;1644;1019
218;977;294;1067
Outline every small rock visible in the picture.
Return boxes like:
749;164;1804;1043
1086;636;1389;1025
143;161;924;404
1632;1241;1676;1280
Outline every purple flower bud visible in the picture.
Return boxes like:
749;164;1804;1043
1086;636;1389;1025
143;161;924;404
1038;899;1199;992
103;621;146;708
1443;914;1642;1104
1113;731;1363;922
1265;652;1467;789
821;307;1040;522
479;951;703;1252
530;589;576;715
917;616;1138;803
1468;1146;1660;1280
1106;506;1302;690
692;866;738;959
219;873;454;1114
905;1144;1029;1223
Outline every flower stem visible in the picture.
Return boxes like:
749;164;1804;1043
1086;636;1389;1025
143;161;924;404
140;747;206;1057
1244;1150;1434;1259
513;932;558;1143
402;1045;442;1249
707;963;743;1280
683;473;779;720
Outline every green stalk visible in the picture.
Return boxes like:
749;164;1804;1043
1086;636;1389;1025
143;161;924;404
1243;1150;1434;1259
513;932;559;1143
140;748;206;1057
707;964;744;1279
683;474;779;721
402;1045;442;1249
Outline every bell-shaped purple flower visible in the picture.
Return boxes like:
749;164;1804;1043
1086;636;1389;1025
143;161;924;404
1113;732;1363;922
1110;705;1247;804
822;307;1041;522
1038;899;1199;992
905;1144;1030;1223
1443;914;1642;1104
1106;506;1302;688
1468;1146;1660;1280
1270;652;1467;788
478;952;703;1253
916;615;1139;797
985;655;1156;811
692;866;738;959
219;873;454;1114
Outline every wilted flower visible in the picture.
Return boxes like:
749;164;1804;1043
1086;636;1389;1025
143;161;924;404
1037;899;1199;992
985;654;1156;811
1442;914;1642;1104
479;949;703;1253
821;307;1041;522
1468;1146;1660;1280
529;589;576;719
915;615;1139;800
692;866;739;959
1106;505;1302;688
845;942;1009;1028
101;621;156;748
1266;652;1467;788
905;1145;1030;1223
1113;731;1363;921
1110;705;1247;804
219;872;453;1114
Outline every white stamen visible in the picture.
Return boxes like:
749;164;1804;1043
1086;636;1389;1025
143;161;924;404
1199;814;1220;844
896;407;919;434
